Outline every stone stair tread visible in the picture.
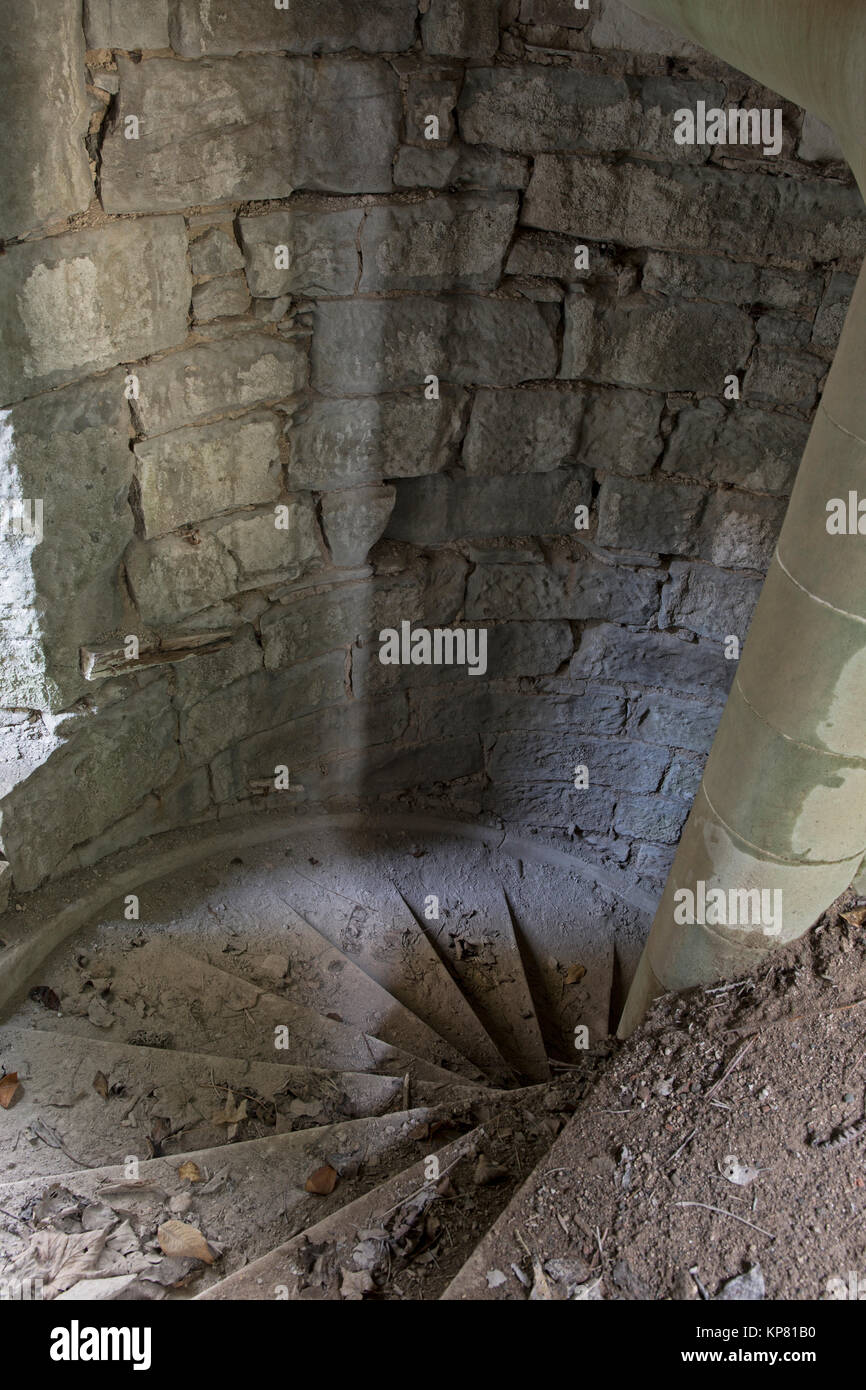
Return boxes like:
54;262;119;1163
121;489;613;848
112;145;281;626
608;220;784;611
4;940;466;1085
190;887;484;1082
0;1107;475;1297
274;852;514;1083
0;1025;413;1180
400;870;550;1083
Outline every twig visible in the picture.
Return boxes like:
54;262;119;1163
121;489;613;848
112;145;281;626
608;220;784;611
675;1200;775;1239
668;1128;697;1163
705;1037;756;1098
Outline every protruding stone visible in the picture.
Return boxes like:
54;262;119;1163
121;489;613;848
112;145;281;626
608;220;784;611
216;501;323;586
322;487;397;568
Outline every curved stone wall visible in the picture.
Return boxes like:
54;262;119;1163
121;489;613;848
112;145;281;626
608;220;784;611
1;0;863;913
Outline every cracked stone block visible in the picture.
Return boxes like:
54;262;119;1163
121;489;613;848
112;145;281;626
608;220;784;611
192;276;251;323
394;144;530;190
0;218;191;405
1;0;93;240
312;297;558;393
84;0;171;49
134;335;308;437
189;228;245;278
359;194;518;293
0;373;133;712
216;500;323;587
422;0;501;60
286;389;467;490
133;413;283;539
238;207;362;298
322;486;397;568
101;57;400;212
170;0;418;57
125;534;239;627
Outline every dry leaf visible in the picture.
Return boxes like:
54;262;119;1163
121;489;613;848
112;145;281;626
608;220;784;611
92;1071;109;1100
340;1268;374;1300
211;1090;248;1140
564;963;586;986
29;985;60;1012
5;1227;110;1297
178;1161;203;1184
0;1071;21;1109
529;1256;557;1301
305;1163;338;1195
473;1153;509;1187
157;1220;215;1265
841;907;866;928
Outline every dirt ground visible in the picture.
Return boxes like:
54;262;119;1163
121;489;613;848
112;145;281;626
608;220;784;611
445;890;866;1300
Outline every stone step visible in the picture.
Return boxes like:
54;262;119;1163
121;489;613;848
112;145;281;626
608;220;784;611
190;884;484;1082
5;941;466;1086
273;847;513;1084
0;1025;415;1180
197;1082;578;1301
0;1105;471;1298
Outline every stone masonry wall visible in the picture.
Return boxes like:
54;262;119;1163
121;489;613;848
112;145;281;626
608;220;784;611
1;0;864;921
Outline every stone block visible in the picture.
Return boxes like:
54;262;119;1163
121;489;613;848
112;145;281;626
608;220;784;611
353;619;573;695
101;57;400;211
661;752;705;799
482;782;616;835
394;144;530;190
420;687;626;741
406;73;461;146
572;623;733;697
812;272;856;350
662;398;806;495
462;388;584;474
613;794;688;844
460;67;636;153
134;335;308;437
189;227;245;277
696;491;786;570
385;470;589;543
589;0;706;57
238;207;362;298
286;389;467;490
180;652;346;766
0;374;133;711
659;561;763;642
631;692;724;754
422;0;501;60
359;194;518;293
170;0;419;56
488;731;669;792
133;413;282;538
0;679;179;889
0;219;191;404
85;0;170;49
561;292;755;393
597;476;706;555
125;535;238;627
465;556;660;624
1;0;92;241
216;500;323;586
744;346;825;410
796;112;846;164
192;276;251;323
260;577;424;669
312;297;558;393
322;486;397;568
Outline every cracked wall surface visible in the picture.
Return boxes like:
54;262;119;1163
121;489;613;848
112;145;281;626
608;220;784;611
0;0;864;926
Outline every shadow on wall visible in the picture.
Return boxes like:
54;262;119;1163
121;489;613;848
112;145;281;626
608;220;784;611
0;0;863;1004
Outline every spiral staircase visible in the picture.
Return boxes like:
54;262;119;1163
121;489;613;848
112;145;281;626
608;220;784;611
0;815;620;1301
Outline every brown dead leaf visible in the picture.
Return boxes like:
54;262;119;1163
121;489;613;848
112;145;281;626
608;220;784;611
92;1071;109;1100
565;963;586;986
473;1153;510;1187
305;1163;338;1195
157;1220;216;1265
841;907;866;928
178;1161;203;1184
211;1090;248;1140
29;985;60;1012
0;1072;20;1109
